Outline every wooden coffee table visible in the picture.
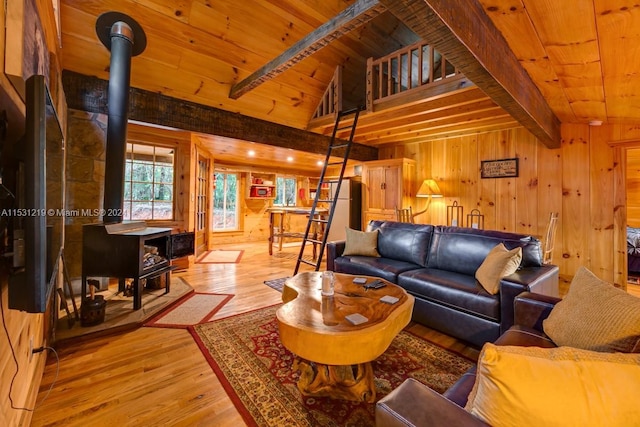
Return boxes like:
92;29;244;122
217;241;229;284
276;272;414;402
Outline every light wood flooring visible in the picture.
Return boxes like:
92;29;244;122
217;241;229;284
30;241;640;426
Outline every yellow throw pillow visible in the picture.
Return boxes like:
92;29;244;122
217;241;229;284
475;243;522;294
342;228;380;257
543;266;640;353
465;343;640;427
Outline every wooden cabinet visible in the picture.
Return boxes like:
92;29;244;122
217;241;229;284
247;172;276;199
362;158;416;226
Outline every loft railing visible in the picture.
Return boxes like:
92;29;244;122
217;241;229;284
366;41;460;110
311;66;342;121
309;42;463;125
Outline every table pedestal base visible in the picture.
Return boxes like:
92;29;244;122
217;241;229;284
293;357;376;402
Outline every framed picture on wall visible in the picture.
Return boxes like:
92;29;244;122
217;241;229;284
480;158;519;179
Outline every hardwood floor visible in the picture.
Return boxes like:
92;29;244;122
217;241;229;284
28;242;477;426
30;239;640;426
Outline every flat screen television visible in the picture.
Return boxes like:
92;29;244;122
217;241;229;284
8;74;64;313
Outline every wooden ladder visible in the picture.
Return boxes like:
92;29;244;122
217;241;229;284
294;107;362;274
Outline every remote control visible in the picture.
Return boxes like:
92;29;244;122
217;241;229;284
353;277;367;284
365;280;386;289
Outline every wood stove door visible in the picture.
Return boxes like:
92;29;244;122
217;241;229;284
195;154;210;256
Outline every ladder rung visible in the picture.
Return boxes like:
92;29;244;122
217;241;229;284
306;238;322;244
317;199;333;203
321;179;340;184
340;107;361;115
299;258;316;266
311;218;329;223
328;161;344;166
329;142;349;148
336;125;353;131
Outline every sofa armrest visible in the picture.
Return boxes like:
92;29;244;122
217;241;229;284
513;291;561;333
376;378;489;427
499;265;559;333
326;240;345;271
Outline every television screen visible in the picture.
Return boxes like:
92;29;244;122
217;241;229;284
8;74;64;313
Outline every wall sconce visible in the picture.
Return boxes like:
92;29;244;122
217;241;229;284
413;179;443;217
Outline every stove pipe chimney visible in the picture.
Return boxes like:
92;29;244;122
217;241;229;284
96;12;146;223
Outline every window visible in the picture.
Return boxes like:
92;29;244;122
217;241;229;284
213;171;239;230
124;143;174;220
274;176;297;206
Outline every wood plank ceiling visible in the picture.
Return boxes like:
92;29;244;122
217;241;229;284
59;0;640;167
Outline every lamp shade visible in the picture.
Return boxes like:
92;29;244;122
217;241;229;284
416;179;443;198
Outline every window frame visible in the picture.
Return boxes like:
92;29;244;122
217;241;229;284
123;142;176;222
273;175;297;207
212;170;240;232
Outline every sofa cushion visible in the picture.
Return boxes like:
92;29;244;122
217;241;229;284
342;227;380;257
333;255;419;283
367;221;434;267
427;227;542;276
398;268;500;321
475;243;522;294
465;343;640;427
543;266;640;353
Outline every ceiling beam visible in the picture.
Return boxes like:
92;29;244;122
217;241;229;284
62;71;378;162
229;0;387;100
379;0;561;149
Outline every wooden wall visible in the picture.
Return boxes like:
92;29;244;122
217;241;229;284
1;1;63;425
379;124;638;289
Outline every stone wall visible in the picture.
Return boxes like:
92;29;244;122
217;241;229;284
64;109;107;279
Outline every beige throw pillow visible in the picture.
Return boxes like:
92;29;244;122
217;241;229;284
543;266;640;353
342;228;380;257
475;243;522;294
465;343;640;427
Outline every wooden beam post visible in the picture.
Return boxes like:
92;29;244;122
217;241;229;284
62;70;378;162
229;0;387;100
379;0;561;149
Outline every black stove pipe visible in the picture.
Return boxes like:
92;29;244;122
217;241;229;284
96;12;146;223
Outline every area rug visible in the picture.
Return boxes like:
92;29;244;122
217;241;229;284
145;292;234;328
263;277;288;292
190;305;474;427
197;249;244;264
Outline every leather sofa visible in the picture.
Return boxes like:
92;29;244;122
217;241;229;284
375;292;561;427
326;221;559;347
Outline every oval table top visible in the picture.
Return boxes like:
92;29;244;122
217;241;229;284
276;272;414;365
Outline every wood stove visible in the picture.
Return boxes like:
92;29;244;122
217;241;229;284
82;221;174;310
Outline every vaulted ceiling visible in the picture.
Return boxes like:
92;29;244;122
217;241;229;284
59;0;640;168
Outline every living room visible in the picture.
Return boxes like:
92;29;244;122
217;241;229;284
2;1;640;426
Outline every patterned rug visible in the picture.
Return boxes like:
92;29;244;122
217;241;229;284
145;292;234;328
263;277;288;292
197;250;244;264
190;305;474;427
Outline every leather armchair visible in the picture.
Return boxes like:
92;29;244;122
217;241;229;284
376;292;562;426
